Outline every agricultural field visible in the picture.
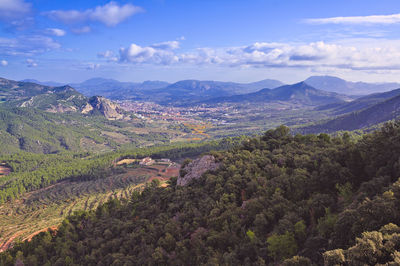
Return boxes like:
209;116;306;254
0;161;179;251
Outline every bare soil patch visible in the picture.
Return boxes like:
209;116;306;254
116;159;137;165
0;165;11;176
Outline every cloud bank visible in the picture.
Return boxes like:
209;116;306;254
306;13;400;25
0;35;61;56
109;39;400;71
44;1;143;27
0;0;31;19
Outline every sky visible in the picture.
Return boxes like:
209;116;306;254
1;0;400;83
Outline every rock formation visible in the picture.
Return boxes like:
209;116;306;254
177;155;220;186
86;96;124;120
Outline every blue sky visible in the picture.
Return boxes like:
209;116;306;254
1;0;400;83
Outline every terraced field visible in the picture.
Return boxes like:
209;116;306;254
0;163;179;251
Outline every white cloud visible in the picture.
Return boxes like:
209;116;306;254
150;41;180;50
0;0;31;19
98;50;118;62
71;26;91;34
113;39;400;72
1;60;8;66
26;59;37;67
119;43;179;65
0;35;61;56
46;28;66;37
44;1;143;27
305;13;400;25
98;50;113;58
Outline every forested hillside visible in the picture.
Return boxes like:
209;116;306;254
0;138;241;203
300;94;400;134
3;123;400;265
0;138;243;250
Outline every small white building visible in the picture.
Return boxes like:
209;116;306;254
139;157;154;166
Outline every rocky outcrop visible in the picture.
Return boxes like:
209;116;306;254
81;103;94;114
177;155;220;186
46;104;78;113
86;96;124;120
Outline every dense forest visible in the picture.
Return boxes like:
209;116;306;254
2;123;400;265
0;137;242;204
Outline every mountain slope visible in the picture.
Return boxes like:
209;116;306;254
1;78;87;111
4;124;400;265
300;94;400;133
0;77;124;119
0;107;110;154
316;88;400;115
305;75;400;95
202;82;350;106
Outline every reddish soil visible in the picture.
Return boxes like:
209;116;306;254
147;164;167;171
164;167;179;177
0;231;23;252
24;226;58;242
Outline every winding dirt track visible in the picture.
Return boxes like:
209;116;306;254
24;226;58;242
0;231;23;252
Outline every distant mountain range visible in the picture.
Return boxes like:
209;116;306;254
22;75;400;104
305;75;400;95
70;78;170;99
68;78;284;103
140;79;284;104
4;75;400;142
199;82;352;107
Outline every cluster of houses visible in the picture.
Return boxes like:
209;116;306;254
139;157;154;166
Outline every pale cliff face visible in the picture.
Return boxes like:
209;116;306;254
177;155;220;186
87;96;124;120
